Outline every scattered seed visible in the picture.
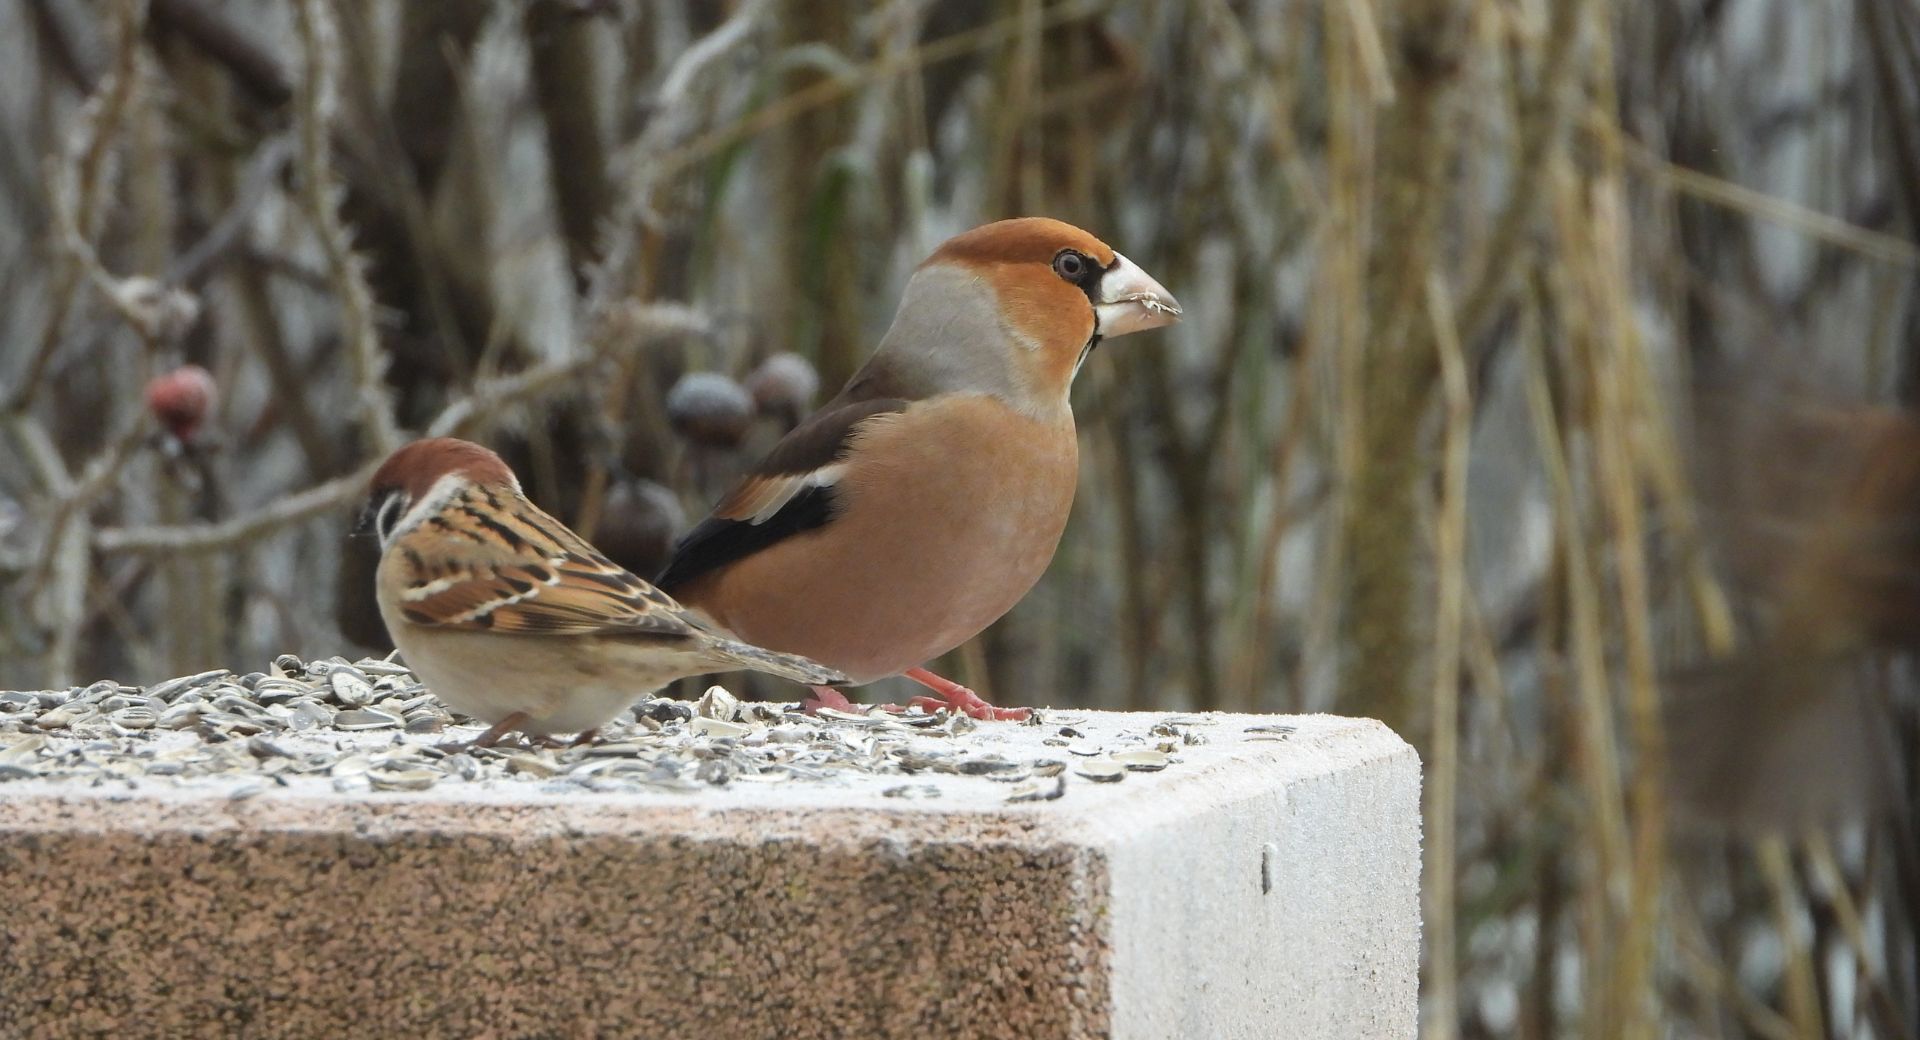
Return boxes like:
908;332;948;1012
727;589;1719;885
1007;777;1067;802
1111;749;1170;772
690;717;750;739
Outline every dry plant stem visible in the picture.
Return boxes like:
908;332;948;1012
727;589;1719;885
1421;275;1469;1040
1611;127;1919;268
1674;912;1800;1040
627;0;1106;191
94;315;686;557
291;0;397;457
10;0;154;685
525;0;613;282
1302;0;1374;713
1587;250;1665;1040
1338;0;1465;729
4;0;143;419
95;458;379;557
1758;838;1825;1037
1522;264;1631;1037
170;134;294;289
1806;833;1918;1040
1100;401;1159;711
775;5;858;383
18;419;146;685
1575;55;1667;1030
149;0;291;107
1455;0;1588;347
22;0;102;93
1862;0;1920;310
1085;365;1160;711
1233;332;1314;709
338;1;485;387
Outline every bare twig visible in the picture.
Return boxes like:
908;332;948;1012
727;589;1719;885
93;304;709;556
291;0;398;456
149;0;292;107
3;0;146;419
94;457;377;557
623;0;1105;202
1613;128;1920;267
171;134;294;288
6;0;159;686
1421;273;1469;1040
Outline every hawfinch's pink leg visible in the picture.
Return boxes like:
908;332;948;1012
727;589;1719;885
802;686;862;714
898;668;1031;722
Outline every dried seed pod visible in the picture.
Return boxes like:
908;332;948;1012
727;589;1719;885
143;364;217;443
593;478;685;578
666;372;755;448
745;352;819;427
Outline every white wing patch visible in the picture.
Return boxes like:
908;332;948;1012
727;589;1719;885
746;464;846;524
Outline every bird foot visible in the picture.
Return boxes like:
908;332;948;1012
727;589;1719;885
801;676;1032;722
891;692;1030;722
434;713;601;752
436;711;532;753
801;686;864;714
900;668;1031;722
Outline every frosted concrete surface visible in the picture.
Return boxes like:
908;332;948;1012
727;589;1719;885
0;710;1418;1039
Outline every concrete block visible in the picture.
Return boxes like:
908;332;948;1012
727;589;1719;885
0;709;1418;1039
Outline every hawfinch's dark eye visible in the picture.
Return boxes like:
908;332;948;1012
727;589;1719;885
1052;250;1088;282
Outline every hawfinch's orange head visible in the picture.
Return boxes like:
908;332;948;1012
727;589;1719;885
877;217;1181;416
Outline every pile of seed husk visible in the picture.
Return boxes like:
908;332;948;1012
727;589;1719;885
0;655;1202;801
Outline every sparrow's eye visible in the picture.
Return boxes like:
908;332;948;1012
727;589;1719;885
1052;250;1088;282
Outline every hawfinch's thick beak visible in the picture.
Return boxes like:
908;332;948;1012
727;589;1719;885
1095;253;1182;338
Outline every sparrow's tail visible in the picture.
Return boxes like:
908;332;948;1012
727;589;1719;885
709;638;850;687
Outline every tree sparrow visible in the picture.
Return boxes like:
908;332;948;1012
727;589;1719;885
355;437;847;747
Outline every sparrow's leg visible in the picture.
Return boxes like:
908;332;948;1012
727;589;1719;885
565;728;600;748
439;712;531;752
801;686;863;714
897;667;1030;722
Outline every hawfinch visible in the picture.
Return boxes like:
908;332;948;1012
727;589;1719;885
656;218;1181;720
354;438;847;747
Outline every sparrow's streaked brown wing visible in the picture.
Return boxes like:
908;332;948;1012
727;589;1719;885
387;483;694;639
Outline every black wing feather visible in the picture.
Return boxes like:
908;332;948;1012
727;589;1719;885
653;397;908;593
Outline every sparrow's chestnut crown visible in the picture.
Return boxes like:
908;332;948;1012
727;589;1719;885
355;437;520;548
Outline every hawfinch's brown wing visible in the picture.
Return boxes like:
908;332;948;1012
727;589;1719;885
654;396;909;594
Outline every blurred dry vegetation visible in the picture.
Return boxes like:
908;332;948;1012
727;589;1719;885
1;0;1918;1035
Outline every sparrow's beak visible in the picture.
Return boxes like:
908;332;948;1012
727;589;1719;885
1094;253;1182;338
350;502;378;539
